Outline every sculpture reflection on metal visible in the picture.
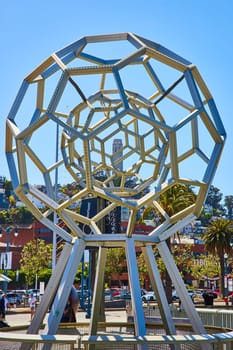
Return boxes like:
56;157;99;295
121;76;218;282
6;33;225;347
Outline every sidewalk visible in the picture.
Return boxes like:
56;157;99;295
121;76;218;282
4;299;231;328
4;308;127;328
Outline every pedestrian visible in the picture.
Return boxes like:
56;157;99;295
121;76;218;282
61;298;72;322
202;290;214;306
28;293;37;320
4;294;8;314
0;294;7;319
177;299;184;312
61;287;79;323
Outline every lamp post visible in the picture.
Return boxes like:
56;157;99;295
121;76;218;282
224;253;229;298
0;226;18;292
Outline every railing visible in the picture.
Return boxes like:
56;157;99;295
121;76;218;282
2;307;233;350
197;308;233;329
0;332;78;350
1;322;233;350
144;306;233;329
1;329;233;350
82;333;233;350
144;303;233;330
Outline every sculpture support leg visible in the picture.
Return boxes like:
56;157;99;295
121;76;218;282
41;239;85;350
158;241;212;350
142;245;180;350
125;239;146;335
90;247;107;335
20;242;75;350
142;246;176;334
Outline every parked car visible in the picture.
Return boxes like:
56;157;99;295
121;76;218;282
172;289;195;301
142;291;156;301
110;288;121;297
192;289;206;301
6;293;22;306
113;290;131;300
104;289;113;301
28;289;40;301
13;290;27;302
141;289;148;296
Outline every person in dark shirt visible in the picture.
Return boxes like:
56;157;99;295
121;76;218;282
61;288;79;323
203;290;215;306
0;294;6;319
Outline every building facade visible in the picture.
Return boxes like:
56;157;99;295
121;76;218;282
0;222;53;271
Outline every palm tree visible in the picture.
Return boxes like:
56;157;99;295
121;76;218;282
158;184;196;302
158;183;196;217
203;218;233;297
141;184;196;224
141;184;196;301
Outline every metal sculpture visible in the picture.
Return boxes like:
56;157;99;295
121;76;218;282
6;33;225;348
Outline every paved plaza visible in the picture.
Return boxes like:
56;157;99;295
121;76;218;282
3;308;128;328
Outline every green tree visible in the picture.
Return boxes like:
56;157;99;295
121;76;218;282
20;239;52;289
0;210;10;224
224;196;233;220
140;184;196;301
0;206;34;225
203;218;233;297
198;208;212;226
191;253;220;287
105;248;126;287
10;206;34;224
137;250;149;288
3;179;13;199
137;243;194;290
74;261;89;286
158;184;196;302
172;243;194;283
205;185;224;217
60;182;82;197
38;268;52;285
158;184;196;217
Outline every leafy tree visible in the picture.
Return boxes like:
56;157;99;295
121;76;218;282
205;185;224;217
224;196;233;220
158;184;196;302
0;210;10;224
59;182;82;197
137;243;194;290
20;239;52;289
158;184;196;217
3;179;13;199
137;250;149;287
38;268;52;285
0;206;34;225
11;206;34;224
202;218;233;297
105;248;126;287
140;184;196;301
73;261;89;286
172;243;194;283
141;184;196;224
198;208;213;226
190;253;220;287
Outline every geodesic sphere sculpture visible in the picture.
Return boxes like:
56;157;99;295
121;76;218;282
6;33;226;345
6;32;226;241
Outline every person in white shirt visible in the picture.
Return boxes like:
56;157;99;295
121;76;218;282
28;294;37;320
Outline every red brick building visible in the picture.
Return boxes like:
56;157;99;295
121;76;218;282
0;222;53;270
0;220;208;290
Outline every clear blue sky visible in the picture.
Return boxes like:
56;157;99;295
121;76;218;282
1;0;232;200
